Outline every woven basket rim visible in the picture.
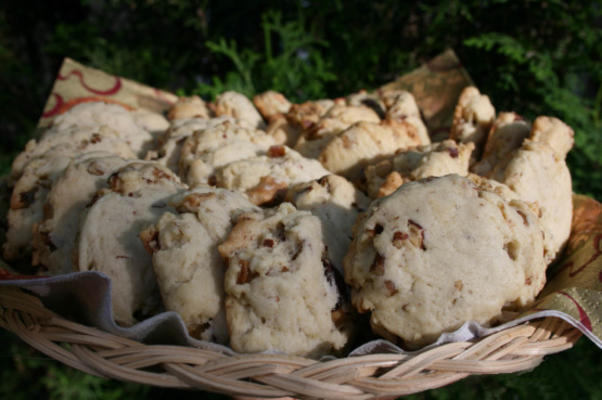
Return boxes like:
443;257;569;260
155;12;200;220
0;286;581;399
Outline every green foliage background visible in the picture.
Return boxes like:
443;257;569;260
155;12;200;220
0;0;601;398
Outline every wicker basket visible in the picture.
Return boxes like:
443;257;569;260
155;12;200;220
0;53;595;398
0;286;580;399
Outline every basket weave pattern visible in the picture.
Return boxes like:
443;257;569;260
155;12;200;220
0;286;580;399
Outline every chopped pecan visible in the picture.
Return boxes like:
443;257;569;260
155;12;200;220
246;176;288;205
392;231;409;249
407;219;426;250
262;238;275;248
342;135;354;149
303;122;322;140
177;192;215;213
90;133;102;144
516;209;529;226
385;280;398;296
140;227;160;254
317;176;334;195
236;259;258;284
378;171;403;198
152;167;174;182
267;145;286;158
107;172;120;191
447;147;459;158
87;162;105;176
189;321;212;339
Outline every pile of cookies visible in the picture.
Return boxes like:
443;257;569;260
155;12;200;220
3;86;574;356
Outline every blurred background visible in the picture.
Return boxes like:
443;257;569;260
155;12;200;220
0;0;601;398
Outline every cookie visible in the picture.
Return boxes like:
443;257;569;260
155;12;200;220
32;153;131;274
294;118;352;159
11;125;136;181
253;91;292;119
384;90;430;146
76;162;186;325
344;174;547;347
285;174;369;272
218;203;351;357
167;96;211;120
148;116;235;172
178;118;275;186
491;140;572;261
529;116;574;159
364;140;474;198
471;112;531;176
4;153;74;261
284;98;343;153
286;100;336;129
449;86;495;159
106;161;184;195
295;105;381;158
214;146;330;205
213;91;265;129
318;120;426;180
49;101;154;156
140;188;258;343
7;134;133;261
483;116;574;260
